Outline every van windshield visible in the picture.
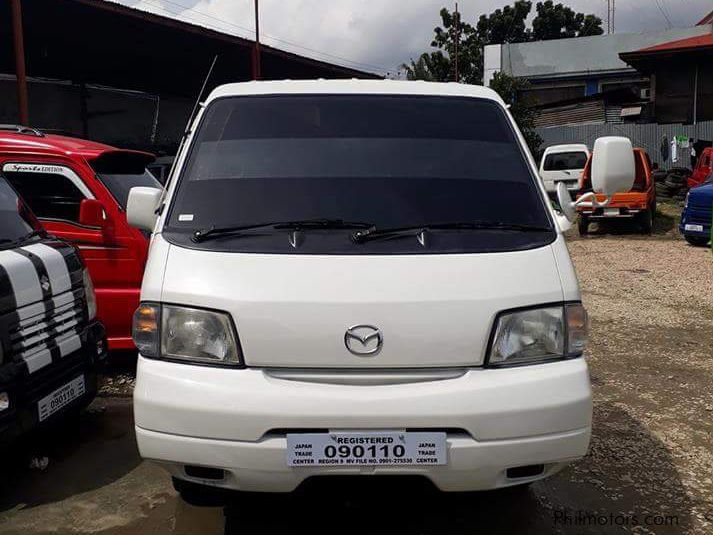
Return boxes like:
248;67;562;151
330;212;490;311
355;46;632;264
0;175;41;247
166;94;554;254
543;152;588;171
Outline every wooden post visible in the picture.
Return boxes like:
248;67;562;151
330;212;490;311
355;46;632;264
10;0;29;125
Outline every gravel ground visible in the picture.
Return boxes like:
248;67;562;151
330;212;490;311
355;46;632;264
1;204;711;534
558;203;713;534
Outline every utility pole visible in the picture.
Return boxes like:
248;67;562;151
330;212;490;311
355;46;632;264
605;0;616;34
453;2;460;83
10;0;29;125
252;0;262;80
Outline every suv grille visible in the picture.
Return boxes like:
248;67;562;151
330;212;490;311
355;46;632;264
9;288;86;372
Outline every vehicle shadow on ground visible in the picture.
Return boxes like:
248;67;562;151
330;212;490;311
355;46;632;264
0;397;139;511
211;404;694;535
582;212;676;237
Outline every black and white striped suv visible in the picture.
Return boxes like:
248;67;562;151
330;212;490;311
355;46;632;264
0;173;107;442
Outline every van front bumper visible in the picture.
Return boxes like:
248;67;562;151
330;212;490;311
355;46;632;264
134;356;592;493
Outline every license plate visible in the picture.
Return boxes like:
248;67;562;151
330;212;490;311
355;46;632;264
604;208;620;216
287;431;447;467
38;375;85;422
685;224;704;232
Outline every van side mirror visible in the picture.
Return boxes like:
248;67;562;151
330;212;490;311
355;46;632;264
78;199;106;228
127;187;162;231
556;136;635;223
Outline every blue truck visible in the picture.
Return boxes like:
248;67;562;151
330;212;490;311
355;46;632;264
680;174;713;247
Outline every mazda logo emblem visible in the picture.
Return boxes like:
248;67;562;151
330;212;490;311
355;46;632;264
344;325;383;356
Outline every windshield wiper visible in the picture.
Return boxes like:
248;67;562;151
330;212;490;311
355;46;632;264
192;219;374;243
19;229;45;243
352;221;551;244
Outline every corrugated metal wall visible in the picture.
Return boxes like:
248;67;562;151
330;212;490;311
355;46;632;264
536;120;713;170
534;101;605;128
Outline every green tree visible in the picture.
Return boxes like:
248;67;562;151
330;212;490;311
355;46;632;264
531;1;604;40
475;0;532;45
401;51;451;82
489;71;542;154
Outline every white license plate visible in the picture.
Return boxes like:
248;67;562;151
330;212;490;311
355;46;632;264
38;375;85;422
685;224;704;232
287;431;447;467
604;208;620;216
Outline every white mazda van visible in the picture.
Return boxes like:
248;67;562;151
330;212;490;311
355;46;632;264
126;81;628;502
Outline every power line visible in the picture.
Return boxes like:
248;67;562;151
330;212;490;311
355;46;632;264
133;0;396;74
654;0;674;28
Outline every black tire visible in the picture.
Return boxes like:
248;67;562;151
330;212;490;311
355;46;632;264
685;235;710;247
577;215;589;235
638;209;653;234
172;477;230;507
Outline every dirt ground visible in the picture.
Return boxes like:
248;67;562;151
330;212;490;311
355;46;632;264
0;203;711;535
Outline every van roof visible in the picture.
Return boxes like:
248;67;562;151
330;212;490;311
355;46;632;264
207;79;505;104
543;144;590;155
0;132;154;165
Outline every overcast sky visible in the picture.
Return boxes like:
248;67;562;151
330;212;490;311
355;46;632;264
119;0;712;75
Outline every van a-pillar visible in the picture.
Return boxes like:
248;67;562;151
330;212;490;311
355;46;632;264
10;0;29;125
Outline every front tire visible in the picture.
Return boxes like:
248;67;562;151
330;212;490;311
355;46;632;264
172;477;230;507
578;215;590;235
685;235;709;247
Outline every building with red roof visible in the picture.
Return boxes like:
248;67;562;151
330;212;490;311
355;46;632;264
620;27;713;124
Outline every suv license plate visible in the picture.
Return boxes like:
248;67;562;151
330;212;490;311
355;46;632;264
38;375;85;422
286;431;447;467
685;224;704;232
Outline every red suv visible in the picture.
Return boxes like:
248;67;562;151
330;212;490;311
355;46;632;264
689;147;713;189
0;126;159;351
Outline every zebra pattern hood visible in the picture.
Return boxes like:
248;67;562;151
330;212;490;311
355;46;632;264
0;238;86;374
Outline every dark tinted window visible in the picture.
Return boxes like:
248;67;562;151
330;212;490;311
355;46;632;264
543;152;588;171
4;171;84;223
98;171;160;209
0;175;40;243
167;95;552;254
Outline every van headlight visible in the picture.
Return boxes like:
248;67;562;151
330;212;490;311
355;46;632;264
487;303;588;367
132;303;242;366
83;269;97;320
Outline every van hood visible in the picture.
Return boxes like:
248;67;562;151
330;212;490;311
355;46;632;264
689;182;713;204
160;244;565;368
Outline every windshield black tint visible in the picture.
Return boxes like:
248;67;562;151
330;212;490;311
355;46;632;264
0;175;39;243
98;171;160;209
543;152;588;171
167;95;553;254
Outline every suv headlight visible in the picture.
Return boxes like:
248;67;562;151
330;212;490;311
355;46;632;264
83;269;97;320
132;303;242;366
487;303;588;367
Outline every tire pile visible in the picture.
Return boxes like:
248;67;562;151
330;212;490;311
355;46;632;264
655;167;690;202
